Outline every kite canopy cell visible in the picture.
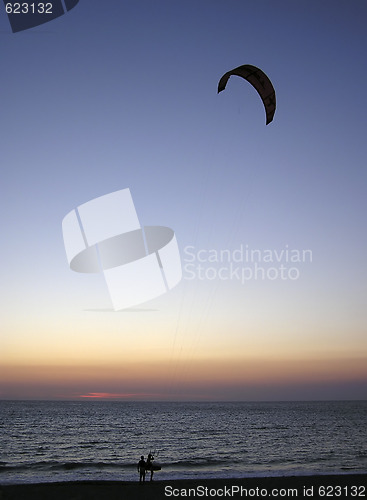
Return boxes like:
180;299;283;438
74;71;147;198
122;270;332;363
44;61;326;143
218;64;276;125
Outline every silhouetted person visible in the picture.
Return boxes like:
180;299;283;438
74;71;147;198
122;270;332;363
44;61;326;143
137;455;146;483
146;453;154;481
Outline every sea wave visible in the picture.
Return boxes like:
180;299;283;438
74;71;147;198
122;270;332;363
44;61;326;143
0;457;245;475
0;461;135;473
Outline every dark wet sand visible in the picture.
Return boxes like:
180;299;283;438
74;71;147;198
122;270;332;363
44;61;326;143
0;474;365;499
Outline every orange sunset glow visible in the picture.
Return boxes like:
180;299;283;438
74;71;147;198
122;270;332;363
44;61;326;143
1;348;366;400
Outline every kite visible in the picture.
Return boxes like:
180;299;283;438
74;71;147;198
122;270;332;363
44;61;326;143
218;64;276;125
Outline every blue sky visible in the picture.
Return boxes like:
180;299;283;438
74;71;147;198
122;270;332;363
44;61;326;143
1;1;366;400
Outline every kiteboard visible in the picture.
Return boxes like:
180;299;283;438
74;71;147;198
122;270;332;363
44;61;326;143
146;464;161;471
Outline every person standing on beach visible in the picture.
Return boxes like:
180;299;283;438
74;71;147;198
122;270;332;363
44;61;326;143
146;453;154;481
137;455;146;483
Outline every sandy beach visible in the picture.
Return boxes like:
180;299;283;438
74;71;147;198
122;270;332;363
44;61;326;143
1;474;365;500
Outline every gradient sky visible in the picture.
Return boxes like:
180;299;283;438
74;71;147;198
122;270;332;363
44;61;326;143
1;0;366;401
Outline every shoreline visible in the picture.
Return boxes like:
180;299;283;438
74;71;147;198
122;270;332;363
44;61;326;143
1;474;366;499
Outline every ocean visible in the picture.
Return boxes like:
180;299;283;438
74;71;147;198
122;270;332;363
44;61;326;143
0;400;366;484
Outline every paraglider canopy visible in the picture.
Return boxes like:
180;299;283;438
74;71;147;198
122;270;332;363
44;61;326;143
218;64;276;125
